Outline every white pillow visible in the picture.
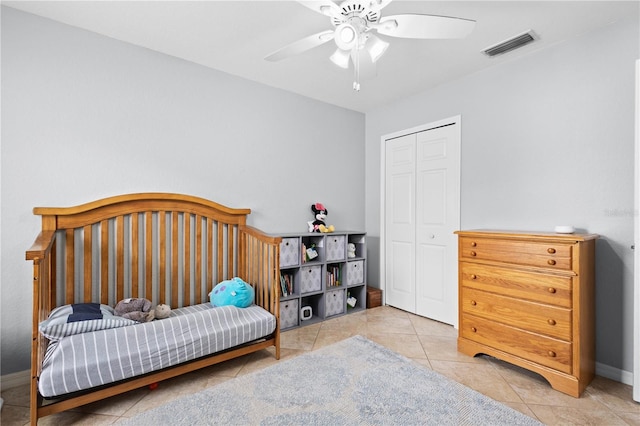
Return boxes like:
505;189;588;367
39;303;136;341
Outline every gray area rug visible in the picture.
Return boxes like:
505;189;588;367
121;335;542;425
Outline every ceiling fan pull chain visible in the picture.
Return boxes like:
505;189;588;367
353;48;361;91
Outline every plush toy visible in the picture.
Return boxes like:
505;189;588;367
347;243;356;258
114;298;154;322
308;203;335;233
154;304;171;319
209;277;255;308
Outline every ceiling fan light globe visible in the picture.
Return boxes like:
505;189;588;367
335;23;357;50
367;34;389;62
330;48;351;69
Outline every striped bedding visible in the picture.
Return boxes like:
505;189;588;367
38;303;276;398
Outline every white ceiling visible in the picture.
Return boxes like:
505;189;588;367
4;0;638;113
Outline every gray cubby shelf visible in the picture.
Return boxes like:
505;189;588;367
278;231;366;330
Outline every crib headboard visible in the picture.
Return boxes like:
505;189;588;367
26;192;281;313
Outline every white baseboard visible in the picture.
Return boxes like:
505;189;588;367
0;369;30;391
596;362;633;386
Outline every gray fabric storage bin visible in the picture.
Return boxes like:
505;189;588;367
346;260;364;285
325;289;345;317
299;265;322;293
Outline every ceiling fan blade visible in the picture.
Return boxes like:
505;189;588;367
377;14;476;39
296;1;342;18
265;30;334;62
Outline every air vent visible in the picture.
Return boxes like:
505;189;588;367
482;30;537;57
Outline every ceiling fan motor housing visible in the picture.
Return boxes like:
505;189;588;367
332;1;381;51
332;0;380;27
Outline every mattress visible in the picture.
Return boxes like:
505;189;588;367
38;303;276;397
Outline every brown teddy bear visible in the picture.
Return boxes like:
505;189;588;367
154;303;171;319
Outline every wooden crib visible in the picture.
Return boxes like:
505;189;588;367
25;193;281;424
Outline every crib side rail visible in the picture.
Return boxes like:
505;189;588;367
238;225;281;316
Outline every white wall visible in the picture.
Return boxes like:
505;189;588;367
0;7;365;375
366;16;639;376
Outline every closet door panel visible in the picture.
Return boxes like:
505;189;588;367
415;125;459;324
385;134;416;313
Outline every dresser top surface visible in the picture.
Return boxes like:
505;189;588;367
455;229;599;242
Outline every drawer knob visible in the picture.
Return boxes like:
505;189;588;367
547;248;556;254
470;251;477;256
471;242;477;247
547;319;556;326
470;274;477;280
548;287;557;294
471;327;477;333
548;351;556;358
547;259;556;266
470;300;477;306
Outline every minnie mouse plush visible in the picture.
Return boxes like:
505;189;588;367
308;203;335;233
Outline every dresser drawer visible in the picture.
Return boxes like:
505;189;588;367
459;237;572;270
461;314;572;374
461;287;571;340
460;263;572;308
299;265;322;293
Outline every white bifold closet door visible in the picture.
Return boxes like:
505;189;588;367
384;118;460;325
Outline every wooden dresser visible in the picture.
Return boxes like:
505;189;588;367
455;230;598;397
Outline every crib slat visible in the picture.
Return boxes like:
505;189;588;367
131;213;139;298
145;212;153;299
228;225;234;277
262;241;269;306
65;229;74;304
159;211;167;304
83;225;92;303
207;219;213;293
172;212;179;305
116;216;124;302
184;213;191;305
195;216;202;303
51;237;58;307
252;237;259;287
217;222;224;283
100;220;109;304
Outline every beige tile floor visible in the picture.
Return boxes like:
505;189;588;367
2;305;639;425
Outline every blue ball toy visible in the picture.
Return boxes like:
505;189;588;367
209;277;254;308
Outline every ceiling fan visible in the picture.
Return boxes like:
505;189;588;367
265;0;476;91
